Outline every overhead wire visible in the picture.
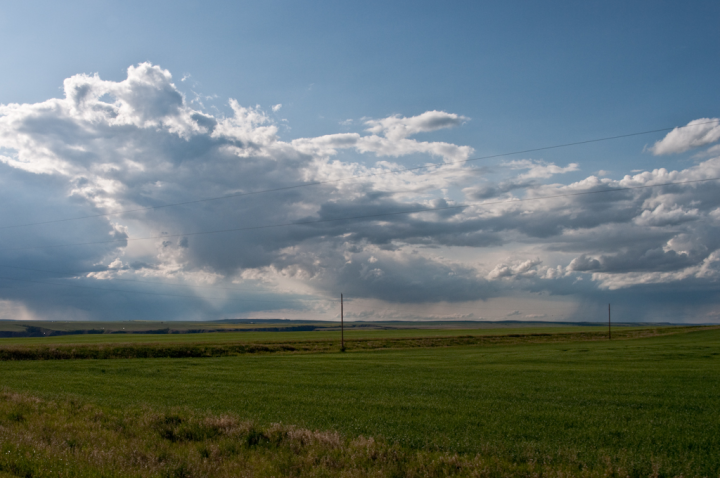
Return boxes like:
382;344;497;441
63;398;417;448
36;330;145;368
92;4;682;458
0;121;715;231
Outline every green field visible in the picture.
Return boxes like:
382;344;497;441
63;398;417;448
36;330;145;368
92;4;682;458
1;327;719;476
0;324;634;346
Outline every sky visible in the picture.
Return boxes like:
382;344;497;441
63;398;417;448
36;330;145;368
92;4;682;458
0;0;719;323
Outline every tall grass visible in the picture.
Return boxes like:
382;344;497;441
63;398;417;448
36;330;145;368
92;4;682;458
0;390;659;477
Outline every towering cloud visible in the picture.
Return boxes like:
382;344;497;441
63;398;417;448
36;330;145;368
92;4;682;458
0;64;719;322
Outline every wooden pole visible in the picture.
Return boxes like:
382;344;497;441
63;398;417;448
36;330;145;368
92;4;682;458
608;303;611;340
341;293;344;351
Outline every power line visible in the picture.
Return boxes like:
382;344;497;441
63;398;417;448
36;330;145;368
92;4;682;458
5;176;719;252
1;121;714;231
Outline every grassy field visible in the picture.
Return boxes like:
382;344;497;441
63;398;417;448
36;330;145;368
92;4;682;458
1;327;719;476
0;326;693;360
0;324;645;346
0;391;560;478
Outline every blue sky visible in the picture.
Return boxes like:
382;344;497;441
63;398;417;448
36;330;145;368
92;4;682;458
0;1;719;323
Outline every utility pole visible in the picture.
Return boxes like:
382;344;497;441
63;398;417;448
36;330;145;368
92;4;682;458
341;293;345;351
608;303;611;340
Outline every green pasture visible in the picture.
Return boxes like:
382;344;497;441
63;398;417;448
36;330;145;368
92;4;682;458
1;327;719;475
0;325;644;346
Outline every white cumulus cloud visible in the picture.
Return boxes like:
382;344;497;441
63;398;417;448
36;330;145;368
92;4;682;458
649;118;720;155
364;110;468;140
1;64;720;322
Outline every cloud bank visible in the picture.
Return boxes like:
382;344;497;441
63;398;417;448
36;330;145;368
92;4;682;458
0;63;719;322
